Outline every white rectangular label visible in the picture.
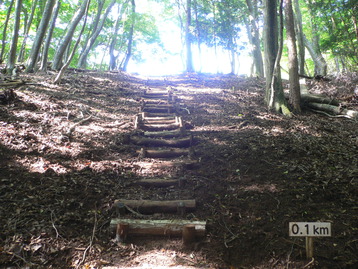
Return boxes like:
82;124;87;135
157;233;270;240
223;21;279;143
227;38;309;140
289;222;331;237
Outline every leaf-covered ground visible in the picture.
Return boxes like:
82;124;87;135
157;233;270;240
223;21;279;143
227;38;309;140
0;70;357;268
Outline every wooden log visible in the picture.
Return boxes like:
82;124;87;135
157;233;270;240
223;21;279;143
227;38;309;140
301;94;339;106
306;102;358;118
141;122;181;131
142;107;175;113
138;148;190;158
142;112;176;118
130;135;192;148
143;129;186;138
129;178;185;188
143;118;177;124
114;199;196;214
142;103;174;109
111;219;206;238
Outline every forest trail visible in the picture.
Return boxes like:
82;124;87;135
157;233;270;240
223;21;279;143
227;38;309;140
0;71;357;268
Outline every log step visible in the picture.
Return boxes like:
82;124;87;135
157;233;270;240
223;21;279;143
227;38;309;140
143;129;186;138
142;112;176;118
114;199;196;214
129;178;185;188
111;219;206;241
130;135;193;148
141;122;181;131
138;148;191;158
142;106;175;113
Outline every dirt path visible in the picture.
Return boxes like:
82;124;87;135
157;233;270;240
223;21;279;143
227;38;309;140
0;71;357;268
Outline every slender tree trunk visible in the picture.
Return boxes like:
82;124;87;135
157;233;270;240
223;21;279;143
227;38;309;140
78;0;116;69
121;0;136;72
77;0;106;68
293;0;305;75
52;0;90;70
285;0;301;113
17;0;38;62
185;0;194;72
26;0;56;73
54;0;90;84
264;0;290;116
193;0;202;72
0;0;15;62
40;0;60;72
303;34;327;76
307;0;327;76
245;0;264;77
6;0;22;75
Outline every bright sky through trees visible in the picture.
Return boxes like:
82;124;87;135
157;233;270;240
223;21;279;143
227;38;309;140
122;0;252;76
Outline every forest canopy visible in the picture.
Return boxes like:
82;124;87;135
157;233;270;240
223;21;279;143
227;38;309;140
0;0;357;76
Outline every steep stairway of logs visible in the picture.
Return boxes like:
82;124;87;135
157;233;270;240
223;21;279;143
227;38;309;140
110;85;206;246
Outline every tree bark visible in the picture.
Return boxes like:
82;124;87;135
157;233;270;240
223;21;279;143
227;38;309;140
17;0;38;62
284;0;301;112
25;0;56;73
245;0;264;77
52;0;90;70
40;0;61;72
54;0;90;83
121;0;136;71
78;0;116;69
108;1;128;70
6;0;22;75
0;0;15;62
185;0;194;72
264;0;290;115
293;0;305;75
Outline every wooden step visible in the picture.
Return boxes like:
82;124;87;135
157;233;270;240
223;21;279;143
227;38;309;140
128;178;185;188
111;219;206;242
138;148;191;158
114;199;196;214
130;135;193;148
140;122;181;131
142;129;186;138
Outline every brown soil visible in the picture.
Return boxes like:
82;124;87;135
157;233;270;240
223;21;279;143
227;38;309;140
0;70;357;269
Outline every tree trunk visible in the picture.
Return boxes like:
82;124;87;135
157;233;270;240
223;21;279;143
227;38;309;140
25;0;56;73
17;0;38;62
54;0;90;83
0;0;15;62
264;0;290;115
303;34;327;76
292;0;305;75
284;0;301;112
245;0;264;77
78;0;115;69
108;1;128;70
306;0;327;76
6;0;22;75
40;0;61;72
121;0;136;72
185;0;194;72
52;0;90;70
